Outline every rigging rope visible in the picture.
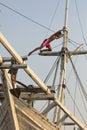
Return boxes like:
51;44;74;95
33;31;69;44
52;56;60;87
0;2;54;33
0;1;87;48
45;0;61;37
75;0;87;46
44;56;60;84
73;77;87;121
69;53;87;101
78;83;87;113
65;51;87;123
66;86;86;124
73;79;77;116
69;39;81;46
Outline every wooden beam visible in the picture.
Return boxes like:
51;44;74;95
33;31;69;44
69;50;87;55
63;122;75;126
0;64;27;69
15;97;59;130
39;51;61;56
57;114;68;127
20;93;54;100
42;102;56;114
1;70;20;130
39;50;87;56
66;44;83;62
54;96;87;130
2;56;28;62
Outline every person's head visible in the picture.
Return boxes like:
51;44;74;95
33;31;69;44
55;31;61;38
57;31;62;36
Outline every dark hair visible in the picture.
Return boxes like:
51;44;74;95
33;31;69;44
58;31;62;35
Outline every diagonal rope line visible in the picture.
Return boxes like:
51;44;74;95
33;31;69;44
67;51;87;100
0;2;54;32
44;56;60;84
75;0;87;46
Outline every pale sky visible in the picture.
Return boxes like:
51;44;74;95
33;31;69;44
0;0;87;127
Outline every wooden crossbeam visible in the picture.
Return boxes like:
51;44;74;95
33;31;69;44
1;56;28;62
39;50;87;56
0;64;27;69
20;93;54;100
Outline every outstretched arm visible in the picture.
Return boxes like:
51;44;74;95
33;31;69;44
28;46;43;56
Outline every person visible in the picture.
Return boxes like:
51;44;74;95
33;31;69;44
8;60;19;97
28;28;64;56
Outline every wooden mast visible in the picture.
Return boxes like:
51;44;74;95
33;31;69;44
53;0;69;126
39;0;86;129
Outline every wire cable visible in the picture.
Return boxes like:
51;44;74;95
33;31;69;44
69;38;81;46
45;0;61;37
44;56;60;84
66;86;86;124
0;2;55;33
67;51;87;101
75;0;87;46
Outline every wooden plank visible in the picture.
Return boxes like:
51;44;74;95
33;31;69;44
20;93;54;100
0;99;13;130
39;50;87;56
1;70;20;130
0;64;27;69
14;97;59;130
17;110;41;130
2;56;28;62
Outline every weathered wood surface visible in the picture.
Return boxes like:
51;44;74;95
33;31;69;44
0;70;20;130
14;97;59;130
0;99;12;130
0;69;59;130
0;95;59;130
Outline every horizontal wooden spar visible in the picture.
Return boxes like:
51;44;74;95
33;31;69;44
20;93;54;100
1;56;28;62
39;50;87;56
0;64;27;69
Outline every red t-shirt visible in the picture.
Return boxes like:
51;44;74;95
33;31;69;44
41;39;51;48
